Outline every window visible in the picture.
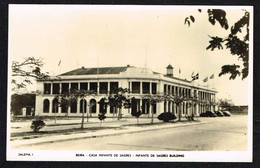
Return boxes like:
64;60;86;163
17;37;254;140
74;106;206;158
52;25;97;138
152;103;157;114
71;83;78;92
61;83;69;94
100;82;108;94
61;99;68;113
43;99;50;113
110;82;118;93
142;82;150;94
80;99;87;113
99;98;107;113
132;82;140;94
80;83;88;91
70;99;77;113
90;82;98;93
44;83;51;94
52;98;59;113
110;105;117;114
168;85;171;95
53;83;60;94
164;84;167;94
152;83;157;94
142;99;149;114
90;99;96;113
164;101;167;112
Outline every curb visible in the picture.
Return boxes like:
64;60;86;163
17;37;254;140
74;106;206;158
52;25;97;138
11;121;211;148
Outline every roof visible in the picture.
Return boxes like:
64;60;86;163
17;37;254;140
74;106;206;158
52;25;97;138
60;66;129;76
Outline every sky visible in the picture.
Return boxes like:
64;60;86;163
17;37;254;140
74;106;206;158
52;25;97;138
9;5;253;105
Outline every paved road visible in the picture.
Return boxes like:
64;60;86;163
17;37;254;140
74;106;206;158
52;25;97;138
18;115;248;151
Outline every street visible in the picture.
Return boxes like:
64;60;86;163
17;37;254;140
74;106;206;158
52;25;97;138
18;115;248;151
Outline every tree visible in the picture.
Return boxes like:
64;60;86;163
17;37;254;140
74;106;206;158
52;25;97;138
57;89;95;128
98;98;108;126
142;94;164;123
72;89;95;129
130;97;142;124
217;98;234;111
107;87;131;120
185;9;249;80
11;57;49;90
166;91;192;121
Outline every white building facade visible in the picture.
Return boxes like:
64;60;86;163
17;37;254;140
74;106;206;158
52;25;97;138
35;65;217;118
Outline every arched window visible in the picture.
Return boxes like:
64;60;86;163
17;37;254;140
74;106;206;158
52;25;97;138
152;103;156;114
52;98;58;113
80;99;87;113
183;103;185;114
164;101;167;112
90;99;96;113
99;98;107;113
71;99;77;113
43;99;50;113
168;101;171;112
61;99;68;113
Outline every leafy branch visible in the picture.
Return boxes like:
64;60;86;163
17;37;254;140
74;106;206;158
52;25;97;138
184;9;249;80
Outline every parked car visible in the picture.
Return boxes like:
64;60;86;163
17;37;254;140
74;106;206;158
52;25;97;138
222;111;231;116
200;111;217;117
214;111;224;117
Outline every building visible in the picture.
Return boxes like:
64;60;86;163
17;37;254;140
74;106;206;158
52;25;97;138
35;65;217;117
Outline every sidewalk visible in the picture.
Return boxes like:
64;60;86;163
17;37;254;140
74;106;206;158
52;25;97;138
9;117;211;149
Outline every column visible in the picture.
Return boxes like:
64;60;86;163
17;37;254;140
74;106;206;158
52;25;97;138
108;82;110;94
59;83;61;94
149;82;152;94
77;99;80;114
140;81;143;94
49;99;53;113
96;99;100;114
87;82;90;91
129;81;132;93
68;106;71;116
50;83;53;95
97;82;100;94
58;105;61;113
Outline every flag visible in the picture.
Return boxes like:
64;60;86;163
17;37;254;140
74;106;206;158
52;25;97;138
203;77;208;83
58;59;61;66
210;74;214;79
179;68;181;74
192;73;199;81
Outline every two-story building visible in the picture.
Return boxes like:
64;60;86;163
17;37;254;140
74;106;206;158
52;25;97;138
35;64;217;117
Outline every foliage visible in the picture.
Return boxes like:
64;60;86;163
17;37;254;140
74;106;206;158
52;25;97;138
218;98;234;111
157;112;177;122
107;87;131;120
98;113;106;121
30;119;45;132
142;94;164;123
56;89;95;128
12;57;49;90
185;9;249;80
11;94;35;115
98;98;108;123
131;110;142;118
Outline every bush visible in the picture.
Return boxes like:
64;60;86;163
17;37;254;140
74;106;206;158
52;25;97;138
98;113;106;121
30;120;45;132
157;112;177;122
131;110;142;118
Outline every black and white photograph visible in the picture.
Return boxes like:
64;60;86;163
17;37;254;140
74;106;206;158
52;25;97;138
7;5;253;162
